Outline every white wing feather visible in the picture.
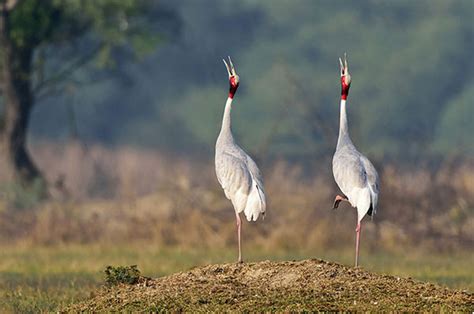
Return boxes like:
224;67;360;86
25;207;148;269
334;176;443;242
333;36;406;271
216;150;266;221
333;146;379;222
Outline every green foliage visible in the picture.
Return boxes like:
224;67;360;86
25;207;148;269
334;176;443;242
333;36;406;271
28;0;473;160
5;0;164;86
174;87;223;146
104;265;141;286
9;0;138;46
9;0;58;48
434;83;474;154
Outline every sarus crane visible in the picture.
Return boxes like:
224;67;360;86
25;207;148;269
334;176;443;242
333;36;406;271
332;54;380;267
215;57;266;263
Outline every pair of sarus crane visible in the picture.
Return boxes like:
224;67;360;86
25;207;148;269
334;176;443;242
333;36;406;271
215;55;379;267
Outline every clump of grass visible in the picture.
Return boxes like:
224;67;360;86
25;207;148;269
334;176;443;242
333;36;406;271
104;265;141;286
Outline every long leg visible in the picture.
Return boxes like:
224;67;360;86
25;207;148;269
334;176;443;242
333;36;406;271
355;221;361;267
333;194;349;209
236;212;242;263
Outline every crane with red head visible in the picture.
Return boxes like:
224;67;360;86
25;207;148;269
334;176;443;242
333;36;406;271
332;53;380;267
215;57;266;263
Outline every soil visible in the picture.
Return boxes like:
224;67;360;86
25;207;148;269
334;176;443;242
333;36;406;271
66;259;474;311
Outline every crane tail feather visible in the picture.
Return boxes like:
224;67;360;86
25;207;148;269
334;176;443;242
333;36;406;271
244;183;266;222
356;187;371;223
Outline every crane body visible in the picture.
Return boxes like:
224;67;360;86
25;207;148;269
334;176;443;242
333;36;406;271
332;54;380;267
215;57;266;263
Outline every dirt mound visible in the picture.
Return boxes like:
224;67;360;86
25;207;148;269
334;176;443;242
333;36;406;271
67;259;473;311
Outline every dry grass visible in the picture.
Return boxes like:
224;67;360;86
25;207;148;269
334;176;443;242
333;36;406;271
0;244;472;312
0;140;471;310
0;142;472;254
66;259;474;312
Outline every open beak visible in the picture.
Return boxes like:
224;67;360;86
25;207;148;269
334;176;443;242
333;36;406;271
223;56;237;78
339;52;349;76
339;57;344;76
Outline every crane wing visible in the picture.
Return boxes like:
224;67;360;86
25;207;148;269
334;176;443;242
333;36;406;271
246;155;264;194
333;148;375;221
245;155;266;218
215;151;252;201
215;148;266;221
332;150;366;195
360;154;380;214
360;155;379;193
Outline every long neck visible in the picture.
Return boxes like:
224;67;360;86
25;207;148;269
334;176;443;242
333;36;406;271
218;97;234;141
337;98;351;148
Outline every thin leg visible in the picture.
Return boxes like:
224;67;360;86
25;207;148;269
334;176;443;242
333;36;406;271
236;212;242;263
355;221;361;267
333;194;349;209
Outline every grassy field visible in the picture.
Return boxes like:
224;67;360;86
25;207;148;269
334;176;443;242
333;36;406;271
0;244;472;312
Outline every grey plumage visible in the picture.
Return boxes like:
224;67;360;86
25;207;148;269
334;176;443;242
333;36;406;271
215;57;266;262
332;54;380;267
332;55;379;223
332;118;379;221
215;128;266;221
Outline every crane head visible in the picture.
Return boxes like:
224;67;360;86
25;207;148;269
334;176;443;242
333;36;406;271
339;53;351;100
223;56;240;99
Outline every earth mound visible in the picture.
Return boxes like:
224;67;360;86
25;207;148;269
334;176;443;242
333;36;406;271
67;259;473;311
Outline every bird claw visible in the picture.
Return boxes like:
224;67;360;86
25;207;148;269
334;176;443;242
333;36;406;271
333;194;347;209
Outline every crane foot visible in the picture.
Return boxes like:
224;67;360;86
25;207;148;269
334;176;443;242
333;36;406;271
333;194;348;209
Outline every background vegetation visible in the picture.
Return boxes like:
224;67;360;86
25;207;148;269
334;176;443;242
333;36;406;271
0;0;472;311
28;0;474;159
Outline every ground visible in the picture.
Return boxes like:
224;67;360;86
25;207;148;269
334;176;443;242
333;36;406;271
66;259;473;312
0;245;473;312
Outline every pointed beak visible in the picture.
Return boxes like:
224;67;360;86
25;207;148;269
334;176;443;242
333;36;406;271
228;56;236;76
223;58;232;78
223;56;239;81
339;57;344;76
339;53;350;77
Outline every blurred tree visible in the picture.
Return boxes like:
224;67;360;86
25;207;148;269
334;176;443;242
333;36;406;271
0;0;177;188
3;0;470;167
159;0;472;161
434;83;474;155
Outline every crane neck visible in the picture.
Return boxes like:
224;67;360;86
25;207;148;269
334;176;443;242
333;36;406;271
337;98;351;148
218;97;234;142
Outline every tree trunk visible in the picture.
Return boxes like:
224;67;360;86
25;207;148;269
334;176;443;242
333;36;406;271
0;3;43;186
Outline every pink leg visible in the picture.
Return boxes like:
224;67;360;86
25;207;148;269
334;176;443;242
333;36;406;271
333;194;349;209
355;221;361;267
236;212;242;263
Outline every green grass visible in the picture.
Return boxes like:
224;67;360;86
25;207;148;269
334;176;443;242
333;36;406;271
0;244;472;312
